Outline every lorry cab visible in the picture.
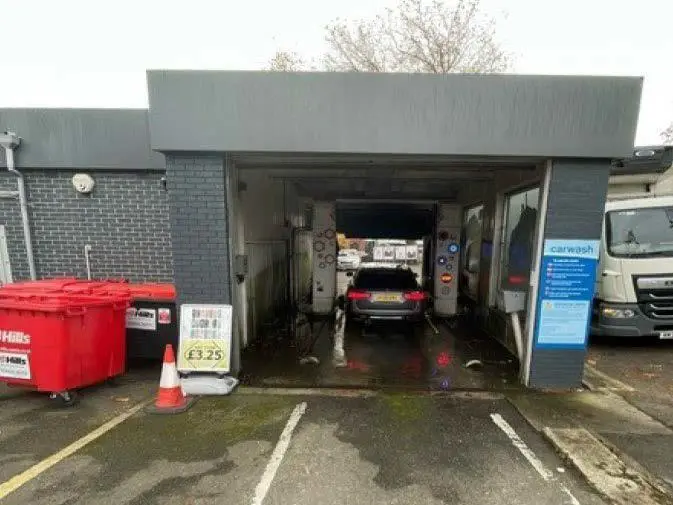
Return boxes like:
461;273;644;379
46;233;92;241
593;146;673;339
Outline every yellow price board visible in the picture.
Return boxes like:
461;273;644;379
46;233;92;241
179;339;230;371
177;304;232;373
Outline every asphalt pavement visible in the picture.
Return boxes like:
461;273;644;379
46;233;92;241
588;337;673;429
586;336;673;492
0;366;157;484
0;390;607;505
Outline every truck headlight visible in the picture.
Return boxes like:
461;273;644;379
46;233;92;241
601;307;636;318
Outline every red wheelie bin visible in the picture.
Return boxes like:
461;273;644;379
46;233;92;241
61;282;177;360
0;293;129;406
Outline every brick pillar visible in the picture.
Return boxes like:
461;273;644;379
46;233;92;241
166;155;231;305
525;160;610;389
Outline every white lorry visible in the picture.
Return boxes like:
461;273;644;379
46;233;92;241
591;145;673;338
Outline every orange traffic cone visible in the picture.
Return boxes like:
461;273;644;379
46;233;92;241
147;344;195;414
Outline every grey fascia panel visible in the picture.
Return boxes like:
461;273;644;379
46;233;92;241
147;71;642;158
0;108;163;170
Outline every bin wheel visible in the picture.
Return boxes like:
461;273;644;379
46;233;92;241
106;377;120;387
49;391;79;407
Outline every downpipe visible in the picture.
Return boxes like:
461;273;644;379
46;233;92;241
1;132;36;280
84;245;93;280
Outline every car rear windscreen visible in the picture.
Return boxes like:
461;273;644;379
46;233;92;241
355;269;418;290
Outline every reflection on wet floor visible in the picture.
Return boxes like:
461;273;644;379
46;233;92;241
240;316;520;390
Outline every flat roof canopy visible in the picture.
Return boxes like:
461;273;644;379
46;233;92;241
148;70;642;159
0;109;163;170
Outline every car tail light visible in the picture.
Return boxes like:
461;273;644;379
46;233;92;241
347;290;371;300
508;275;527;285
403;291;426;301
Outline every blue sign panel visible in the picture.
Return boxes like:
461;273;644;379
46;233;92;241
533;239;599;349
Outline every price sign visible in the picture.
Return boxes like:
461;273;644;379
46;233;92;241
177;304;232;373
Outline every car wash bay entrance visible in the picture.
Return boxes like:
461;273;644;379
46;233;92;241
232;159;542;390
149;70;642;389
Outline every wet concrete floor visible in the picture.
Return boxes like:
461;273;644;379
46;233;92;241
240;316;519;390
241;270;519;390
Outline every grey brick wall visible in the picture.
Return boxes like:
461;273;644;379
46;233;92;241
528;160;610;389
166;155;231;305
0;169;173;283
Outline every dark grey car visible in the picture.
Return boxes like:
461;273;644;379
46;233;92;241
345;266;427;324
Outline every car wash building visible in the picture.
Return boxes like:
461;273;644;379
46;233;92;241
0;71;643;389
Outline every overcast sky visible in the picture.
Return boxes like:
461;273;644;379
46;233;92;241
1;0;670;145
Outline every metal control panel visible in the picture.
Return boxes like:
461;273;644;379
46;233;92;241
312;202;337;314
499;290;527;314
433;203;461;317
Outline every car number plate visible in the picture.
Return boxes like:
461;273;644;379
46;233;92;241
373;293;402;303
660;331;673;340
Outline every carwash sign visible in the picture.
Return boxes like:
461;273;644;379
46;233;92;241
533;239;600;348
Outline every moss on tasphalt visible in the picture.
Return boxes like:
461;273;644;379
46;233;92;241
81;394;298;488
381;393;428;421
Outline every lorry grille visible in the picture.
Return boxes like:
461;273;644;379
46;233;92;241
635;276;673;320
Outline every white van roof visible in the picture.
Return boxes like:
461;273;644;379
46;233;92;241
606;195;673;212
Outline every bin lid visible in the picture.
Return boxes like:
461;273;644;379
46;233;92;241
0;278;78;293
0;279;174;301
0;293;129;313
61;281;115;295
114;283;176;301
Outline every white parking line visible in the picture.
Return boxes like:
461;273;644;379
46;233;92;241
0;398;151;500
424;314;440;335
490;413;555;481
561;485;582;505
251;401;307;505
490;414;581;505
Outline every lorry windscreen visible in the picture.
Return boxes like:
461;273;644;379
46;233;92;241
607;207;673;257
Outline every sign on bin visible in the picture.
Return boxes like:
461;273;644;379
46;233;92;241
126;307;157;331
0;351;31;379
177;304;232;373
158;308;171;325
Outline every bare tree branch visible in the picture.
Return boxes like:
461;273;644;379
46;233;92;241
267;51;306;72
323;0;508;74
662;123;673;145
269;0;509;74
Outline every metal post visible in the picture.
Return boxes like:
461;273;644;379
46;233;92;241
84;245;93;280
522;161;552;385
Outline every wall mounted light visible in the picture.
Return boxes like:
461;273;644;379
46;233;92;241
72;173;95;194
